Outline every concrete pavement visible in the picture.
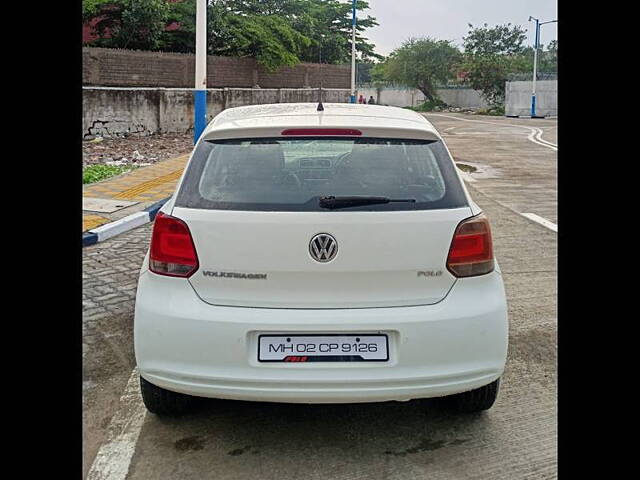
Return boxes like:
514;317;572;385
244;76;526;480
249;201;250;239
425;113;557;224
126;189;556;480
82;154;189;232
82;114;557;479
83;197;557;480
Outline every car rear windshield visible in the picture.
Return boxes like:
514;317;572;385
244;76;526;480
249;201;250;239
175;137;468;211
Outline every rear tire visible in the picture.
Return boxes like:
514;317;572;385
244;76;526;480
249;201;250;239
445;379;500;413
140;376;196;416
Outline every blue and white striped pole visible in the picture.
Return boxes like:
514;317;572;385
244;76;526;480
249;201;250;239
194;0;207;143
529;16;539;118
528;17;557;118
350;0;357;103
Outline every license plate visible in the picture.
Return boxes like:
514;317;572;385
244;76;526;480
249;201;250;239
258;334;389;362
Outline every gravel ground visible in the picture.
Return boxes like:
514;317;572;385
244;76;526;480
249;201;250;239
82;133;193;167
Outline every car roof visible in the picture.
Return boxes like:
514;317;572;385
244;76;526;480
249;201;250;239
201;103;441;142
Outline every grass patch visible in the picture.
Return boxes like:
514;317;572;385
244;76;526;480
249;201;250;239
456;163;477;173
83;164;138;184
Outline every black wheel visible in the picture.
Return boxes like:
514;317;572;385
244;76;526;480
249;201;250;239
140;375;196;416
445;379;500;413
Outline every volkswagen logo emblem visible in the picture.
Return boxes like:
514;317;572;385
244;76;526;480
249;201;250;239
309;233;338;263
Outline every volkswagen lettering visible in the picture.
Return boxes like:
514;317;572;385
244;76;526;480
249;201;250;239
134;103;509;416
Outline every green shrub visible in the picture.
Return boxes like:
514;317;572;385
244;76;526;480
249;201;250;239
407;99;448;112
476;105;505;116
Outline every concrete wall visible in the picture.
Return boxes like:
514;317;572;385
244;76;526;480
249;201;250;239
505;80;557;117
355;86;488;109
437;88;489;109
83;87;350;138
83;48;350;89
355;87;423;108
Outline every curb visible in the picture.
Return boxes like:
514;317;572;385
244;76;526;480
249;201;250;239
82;197;170;247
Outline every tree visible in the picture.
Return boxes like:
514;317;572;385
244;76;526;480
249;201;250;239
165;0;380;64
206;4;311;71
461;23;530;106
288;0;381;64
83;0;170;51
371;37;462;102
539;40;557;73
519;40;557;76
462;22;527;56
85;1;382;70
158;0;197;53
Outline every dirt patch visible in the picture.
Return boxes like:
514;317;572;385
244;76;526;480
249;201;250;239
83;133;193;167
174;436;207;452
456;163;478;173
384;437;469;456
228;445;253;456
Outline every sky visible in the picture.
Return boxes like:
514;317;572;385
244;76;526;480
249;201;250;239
363;0;558;56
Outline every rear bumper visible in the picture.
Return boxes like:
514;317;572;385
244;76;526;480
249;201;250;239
134;271;508;404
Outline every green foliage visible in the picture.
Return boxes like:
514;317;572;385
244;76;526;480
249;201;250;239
209;0;380;64
372;37;462;102
461;23;530;107
294;0;381;64
461;54;529;106
83;164;138;184
158;0;197;52
538;40;557;73
519;40;558;75
84;0;381;69
208;6;310;71
84;0;170;50
463;22;527;56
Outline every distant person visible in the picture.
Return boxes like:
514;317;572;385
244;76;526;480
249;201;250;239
358;94;365;104
368;96;376;105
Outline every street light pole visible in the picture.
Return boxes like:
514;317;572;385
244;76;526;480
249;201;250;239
194;0;207;144
528;16;557;118
350;0;357;103
529;16;540;118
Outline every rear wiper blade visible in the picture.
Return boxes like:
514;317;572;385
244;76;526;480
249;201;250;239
318;195;416;209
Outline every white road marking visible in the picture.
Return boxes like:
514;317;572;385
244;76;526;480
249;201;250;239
531;127;557;148
526;128;557;150
446;131;492;135
432;114;557;232
429;113;557;151
87;368;147;480
521;213;557;232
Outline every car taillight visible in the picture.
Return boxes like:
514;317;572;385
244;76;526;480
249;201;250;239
446;213;494;277
149;212;199;277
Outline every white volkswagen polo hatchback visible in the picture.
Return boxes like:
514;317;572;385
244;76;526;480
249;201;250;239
134;103;508;416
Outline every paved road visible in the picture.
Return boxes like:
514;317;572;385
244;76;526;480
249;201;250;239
83;115;557;479
83;225;151;477
425;113;557;224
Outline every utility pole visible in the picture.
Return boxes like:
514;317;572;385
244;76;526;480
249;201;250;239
528;16;557;118
194;0;207;143
350;0;357;103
